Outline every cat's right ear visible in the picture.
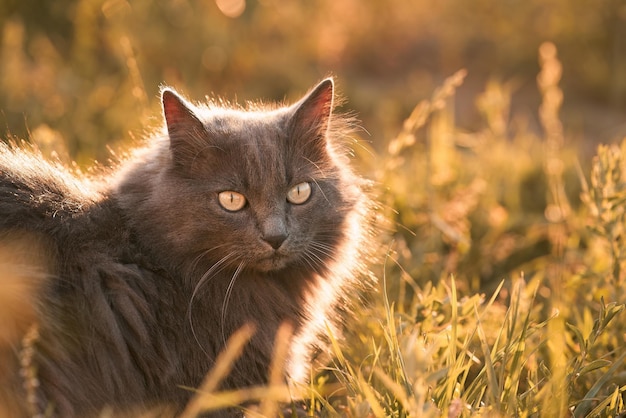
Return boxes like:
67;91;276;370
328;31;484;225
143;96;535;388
161;88;205;147
161;88;207;165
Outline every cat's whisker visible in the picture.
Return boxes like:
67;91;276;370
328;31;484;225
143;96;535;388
309;242;339;262
306;251;326;267
188;245;228;277
301;246;329;270
188;252;237;357
189;252;235;306
310;240;336;252
309;177;331;205
303;253;321;271
302;156;326;179
220;261;246;345
314;247;337;258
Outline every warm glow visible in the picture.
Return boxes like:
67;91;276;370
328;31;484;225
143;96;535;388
215;0;245;18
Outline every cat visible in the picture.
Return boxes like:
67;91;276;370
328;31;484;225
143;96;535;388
0;78;372;417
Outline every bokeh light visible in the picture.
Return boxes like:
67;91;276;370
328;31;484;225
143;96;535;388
215;0;245;18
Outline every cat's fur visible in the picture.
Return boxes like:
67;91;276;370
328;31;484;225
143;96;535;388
0;79;371;417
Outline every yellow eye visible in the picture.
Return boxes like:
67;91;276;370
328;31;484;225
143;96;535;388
287;182;311;204
218;191;246;211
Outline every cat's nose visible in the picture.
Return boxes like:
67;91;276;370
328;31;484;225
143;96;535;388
263;233;288;250
261;215;288;249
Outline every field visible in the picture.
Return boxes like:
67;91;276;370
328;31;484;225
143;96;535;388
2;1;626;416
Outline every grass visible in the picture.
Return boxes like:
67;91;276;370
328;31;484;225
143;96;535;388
328;44;626;417
330;44;626;417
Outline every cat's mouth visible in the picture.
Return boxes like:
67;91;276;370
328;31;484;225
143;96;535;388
255;251;290;272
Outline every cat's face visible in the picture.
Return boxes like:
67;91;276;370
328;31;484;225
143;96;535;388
152;80;357;277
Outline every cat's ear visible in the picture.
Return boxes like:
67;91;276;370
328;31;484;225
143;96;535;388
291;78;334;139
161;88;207;164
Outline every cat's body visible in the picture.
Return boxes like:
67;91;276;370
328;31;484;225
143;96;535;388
0;79;370;417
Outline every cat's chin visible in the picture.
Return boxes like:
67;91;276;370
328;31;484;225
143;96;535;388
254;254;291;273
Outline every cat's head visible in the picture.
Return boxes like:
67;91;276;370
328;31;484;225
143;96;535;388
122;79;362;282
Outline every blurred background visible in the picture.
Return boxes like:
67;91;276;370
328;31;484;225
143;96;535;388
4;2;626;412
1;0;625;163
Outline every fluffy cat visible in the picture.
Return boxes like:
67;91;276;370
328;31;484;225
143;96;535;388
0;78;371;417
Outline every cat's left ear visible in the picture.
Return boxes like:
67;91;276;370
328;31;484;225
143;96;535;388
291;78;334;139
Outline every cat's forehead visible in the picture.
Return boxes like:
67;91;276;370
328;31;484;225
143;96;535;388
193;108;309;188
199;108;295;154
201;106;289;132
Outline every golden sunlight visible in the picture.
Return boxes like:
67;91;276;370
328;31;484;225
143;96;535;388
215;0;245;18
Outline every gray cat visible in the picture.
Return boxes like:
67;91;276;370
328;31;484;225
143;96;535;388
0;79;371;417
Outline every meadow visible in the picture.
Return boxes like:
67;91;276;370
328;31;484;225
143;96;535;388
2;1;626;416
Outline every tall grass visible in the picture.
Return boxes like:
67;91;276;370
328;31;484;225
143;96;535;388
324;43;626;417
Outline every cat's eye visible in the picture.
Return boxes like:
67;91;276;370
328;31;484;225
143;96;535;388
218;191;246;211
287;182;312;205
